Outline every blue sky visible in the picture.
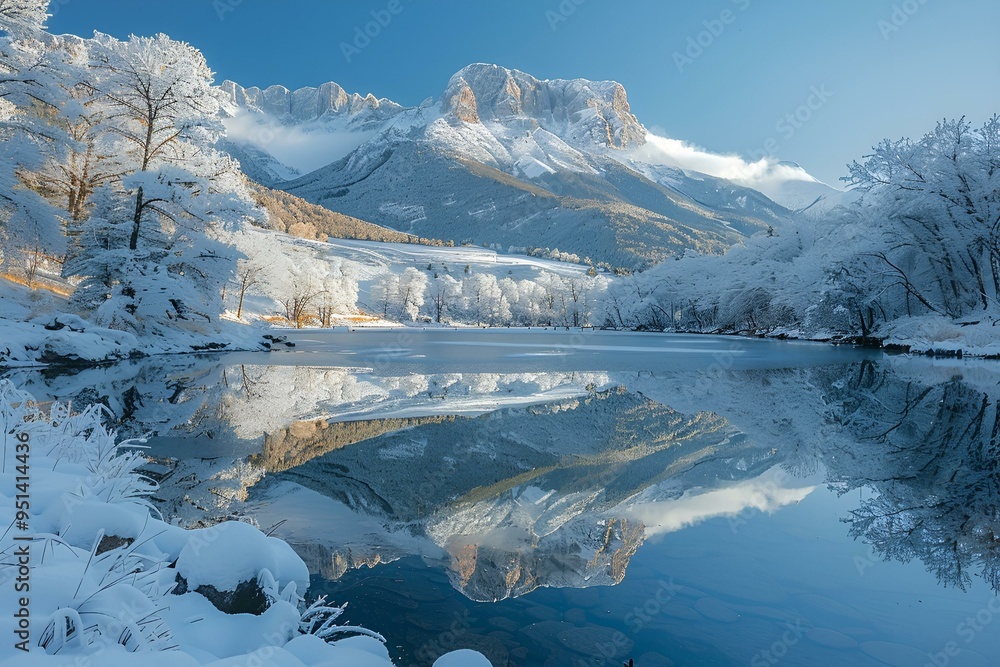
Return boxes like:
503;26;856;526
48;0;999;185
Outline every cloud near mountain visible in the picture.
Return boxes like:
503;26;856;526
633;132;824;197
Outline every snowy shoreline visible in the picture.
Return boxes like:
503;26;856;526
6;317;1000;373
748;315;1000;360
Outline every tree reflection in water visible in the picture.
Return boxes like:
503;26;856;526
827;360;1000;592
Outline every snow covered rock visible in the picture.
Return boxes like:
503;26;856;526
174;520;309;614
0;308;142;367
220;80;404;125
433;648;495;667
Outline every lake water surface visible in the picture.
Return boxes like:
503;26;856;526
7;330;1000;667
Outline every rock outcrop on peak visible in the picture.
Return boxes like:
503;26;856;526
219;79;405;124
441;63;646;149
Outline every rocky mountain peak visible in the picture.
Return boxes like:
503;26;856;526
219;79;404;123
441;63;646;149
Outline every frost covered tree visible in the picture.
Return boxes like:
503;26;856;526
0;0;47;37
230;234;269;320
462;273;509;325
316;263;359;326
845;116;1000;319
370;268;427;322
64;33;260;335
90;33;232;251
0;1;73;280
561;274;605;327
277;259;324;328
371;272;399;319
427;273;461;323
234;259;262;320
397;267;428;321
499;277;521;321
34;72;122;226
259;248;357;327
535;271;568;325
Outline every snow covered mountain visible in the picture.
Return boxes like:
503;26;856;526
757;164;857;215
220;64;821;270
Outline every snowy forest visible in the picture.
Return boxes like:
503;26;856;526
609;117;1000;345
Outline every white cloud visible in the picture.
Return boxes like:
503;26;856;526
628;468;815;537
629;132;839;204
222;110;377;174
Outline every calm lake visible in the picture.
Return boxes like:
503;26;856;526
7;329;999;667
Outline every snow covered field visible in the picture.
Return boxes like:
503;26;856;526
302;235;602;326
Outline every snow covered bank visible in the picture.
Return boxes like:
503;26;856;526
0;312;141;367
878;315;1000;358
0;278;272;368
0;280;141;368
0;381;486;666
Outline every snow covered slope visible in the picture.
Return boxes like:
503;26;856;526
221;64;808;269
